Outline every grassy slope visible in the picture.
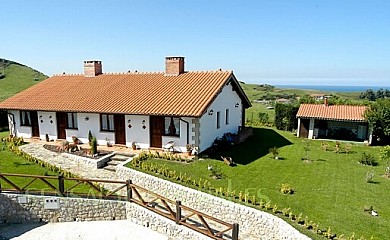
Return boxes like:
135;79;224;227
138;128;389;239
0;60;47;101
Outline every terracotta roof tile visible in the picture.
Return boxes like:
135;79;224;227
296;104;368;122
0;71;250;117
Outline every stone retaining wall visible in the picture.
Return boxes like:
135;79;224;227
0;193;126;224
61;152;115;169
116;165;310;240
0;193;211;240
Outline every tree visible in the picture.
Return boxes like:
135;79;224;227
274;103;299;131
360;89;376;101
376;88;384;99
364;99;390;145
258;112;269;125
299;94;315;104
385;89;390;98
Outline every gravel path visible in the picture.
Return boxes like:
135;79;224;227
0;220;168;240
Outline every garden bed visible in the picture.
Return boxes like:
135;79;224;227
43;144;113;159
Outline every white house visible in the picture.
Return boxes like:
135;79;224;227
296;100;372;142
0;57;251;153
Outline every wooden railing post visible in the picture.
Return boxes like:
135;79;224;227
58;174;65;196
175;200;181;224
232;223;239;240
126;180;132;202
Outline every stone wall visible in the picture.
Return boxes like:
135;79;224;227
0;193;212;240
0;194;126;224
116;166;310;240
61;152;115;169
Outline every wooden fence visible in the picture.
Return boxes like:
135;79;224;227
0;173;238;240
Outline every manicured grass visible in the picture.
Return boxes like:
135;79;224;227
135;127;390;239
0;134;94;195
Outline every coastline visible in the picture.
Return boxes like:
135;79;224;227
275;84;390;92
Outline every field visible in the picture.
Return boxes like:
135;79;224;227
0;60;47;101
130;127;390;239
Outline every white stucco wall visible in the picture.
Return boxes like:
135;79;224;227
125;115;149;149
161;117;195;152
66;113;114;145
199;83;243;152
8;110;32;139
38;111;57;140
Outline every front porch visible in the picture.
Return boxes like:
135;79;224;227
24;137;195;162
298;118;371;142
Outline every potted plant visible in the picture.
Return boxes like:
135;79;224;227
186;144;194;156
72;136;80;144
269;146;279;159
88;130;93;145
131;141;137;150
106;138;113;147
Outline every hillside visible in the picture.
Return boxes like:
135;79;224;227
0;59;48;102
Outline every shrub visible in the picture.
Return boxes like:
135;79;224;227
88;130;93;144
91;137;97;155
280;183;294;194
366;170;375;183
210;166;224;179
359;153;378;166
269;146;279;159
274;103;299;131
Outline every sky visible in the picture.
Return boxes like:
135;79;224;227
1;0;389;86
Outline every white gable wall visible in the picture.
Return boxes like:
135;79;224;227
199;83;242;152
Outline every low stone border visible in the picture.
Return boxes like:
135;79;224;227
62;152;116;169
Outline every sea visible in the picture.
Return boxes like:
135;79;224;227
275;85;390;92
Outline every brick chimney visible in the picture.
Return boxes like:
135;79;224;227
84;60;102;77
324;97;328;106
165;57;185;76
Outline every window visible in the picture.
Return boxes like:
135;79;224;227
164;117;180;136
20;111;31;126
225;109;229;125
216;111;221;129
67;113;78;129
101;114;114;131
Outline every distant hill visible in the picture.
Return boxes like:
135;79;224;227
0;59;48;102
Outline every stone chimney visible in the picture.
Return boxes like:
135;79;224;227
84;60;102;77
165;57;185;76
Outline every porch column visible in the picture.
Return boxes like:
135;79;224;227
296;118;301;137
308;118;315;139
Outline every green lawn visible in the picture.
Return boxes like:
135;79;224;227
0;132;94;195
132;127;389;239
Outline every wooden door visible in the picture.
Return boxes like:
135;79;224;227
114;114;126;145
299;119;310;138
56;112;67;139
30;111;39;137
150;116;164;148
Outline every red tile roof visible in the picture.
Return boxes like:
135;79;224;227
0;71;251;117
296;104;368;122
